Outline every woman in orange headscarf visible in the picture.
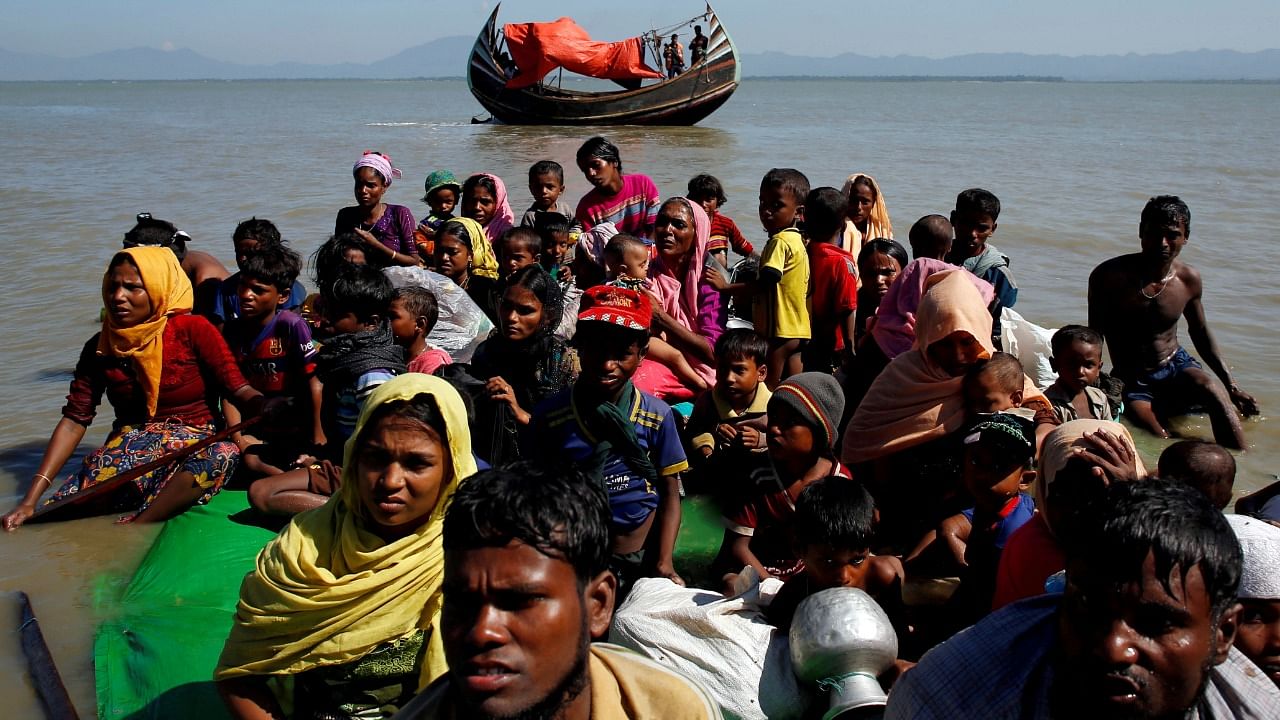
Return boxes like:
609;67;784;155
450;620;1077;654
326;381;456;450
2;247;270;530
841;270;1056;543
840;172;894;253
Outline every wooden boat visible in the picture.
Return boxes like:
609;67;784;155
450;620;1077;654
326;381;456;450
467;3;741;126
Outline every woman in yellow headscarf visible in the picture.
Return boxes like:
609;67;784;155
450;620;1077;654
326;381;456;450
433;217;502;322
216;373;477;719
840;172;894;254
1;247;266;530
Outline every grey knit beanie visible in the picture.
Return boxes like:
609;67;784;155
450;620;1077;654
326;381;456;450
769;372;846;449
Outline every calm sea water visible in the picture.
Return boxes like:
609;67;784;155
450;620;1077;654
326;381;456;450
1;78;1277;714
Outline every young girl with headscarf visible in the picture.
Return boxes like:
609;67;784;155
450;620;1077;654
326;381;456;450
2;247;271;530
840;172;894;254
335;151;421;267
459;174;511;281
216;374;476;719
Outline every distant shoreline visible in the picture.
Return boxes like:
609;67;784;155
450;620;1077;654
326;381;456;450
3;76;1278;84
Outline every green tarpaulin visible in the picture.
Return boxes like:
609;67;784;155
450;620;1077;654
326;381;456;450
93;490;725;719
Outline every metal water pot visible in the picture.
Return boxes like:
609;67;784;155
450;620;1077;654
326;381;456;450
789;587;897;720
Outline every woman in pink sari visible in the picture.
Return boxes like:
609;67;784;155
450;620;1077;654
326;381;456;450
634;197;727;399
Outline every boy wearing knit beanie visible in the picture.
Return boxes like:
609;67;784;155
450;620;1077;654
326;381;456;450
714;372;850;589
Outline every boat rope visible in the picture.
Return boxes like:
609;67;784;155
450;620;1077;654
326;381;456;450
644;10;712;44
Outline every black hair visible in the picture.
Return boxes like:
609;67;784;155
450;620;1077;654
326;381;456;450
908;214;953;260
232;217;282;248
803;187;848;244
392;286;440;335
438;219;475;252
528;160;565;185
1050;324;1104;358
239;244;302;295
858;238;909;273
462;173;498;203
534;212;571;246
503;264;565;335
715;327;769;366
955;188;1001;221
1158;440;1236;511
576;136;622;173
357;392;449;475
1072;478;1241;621
574;320;648;354
320;262;393;323
443;462;612;585
109;251;138;271
793;477;877;551
964;351;1024;395
686;174;728;207
123;213;188;261
603;233;647;262
1141;195;1191;236
499;226;543;256
760;168;810;205
312;231;376;291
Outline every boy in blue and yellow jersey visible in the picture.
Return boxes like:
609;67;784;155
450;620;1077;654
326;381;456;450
530;285;687;597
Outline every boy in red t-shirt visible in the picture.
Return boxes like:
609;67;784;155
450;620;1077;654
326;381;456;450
688;173;754;268
803;187;859;373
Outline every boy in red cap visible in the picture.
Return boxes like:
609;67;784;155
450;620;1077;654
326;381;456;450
529;285;688;597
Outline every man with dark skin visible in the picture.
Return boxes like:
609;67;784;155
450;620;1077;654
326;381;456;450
688;25;708;66
886;480;1280;719
393;464;721;719
1088;196;1258;449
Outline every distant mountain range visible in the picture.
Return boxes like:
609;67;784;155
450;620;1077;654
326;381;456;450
2;39;1276;82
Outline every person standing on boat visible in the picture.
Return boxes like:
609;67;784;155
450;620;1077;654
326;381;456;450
2;247;274;530
334;151;422;267
574;136;661;261
664;33;685;78
689;25;709;66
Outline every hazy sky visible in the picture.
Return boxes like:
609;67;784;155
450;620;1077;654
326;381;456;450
3;0;1276;64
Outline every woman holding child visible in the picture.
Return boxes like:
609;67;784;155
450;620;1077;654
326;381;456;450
334;151;422;267
216;374;475;719
2;247;271;530
841;270;1054;541
648;197;727;385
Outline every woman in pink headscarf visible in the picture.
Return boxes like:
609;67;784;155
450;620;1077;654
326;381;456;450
334;151;421;266
647;197;727;386
461;173;515;245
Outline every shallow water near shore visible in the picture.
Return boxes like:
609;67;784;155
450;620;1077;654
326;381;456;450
0;78;1277;715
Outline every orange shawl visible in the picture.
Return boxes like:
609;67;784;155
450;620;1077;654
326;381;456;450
841;269;1045;464
97;246;194;418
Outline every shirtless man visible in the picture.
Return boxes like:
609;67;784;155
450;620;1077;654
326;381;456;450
1088;195;1258;449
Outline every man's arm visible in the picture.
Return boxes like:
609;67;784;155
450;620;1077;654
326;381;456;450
1183;270;1259;415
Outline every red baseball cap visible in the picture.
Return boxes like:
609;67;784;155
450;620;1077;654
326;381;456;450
577;285;652;332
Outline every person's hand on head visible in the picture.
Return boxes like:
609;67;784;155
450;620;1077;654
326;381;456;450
1073;429;1140;484
353;228;380;248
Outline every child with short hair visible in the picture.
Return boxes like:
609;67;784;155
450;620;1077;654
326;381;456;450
520;160;580;232
766;477;905;632
388;286;452;375
602;233;707;393
496;226;543;281
530;286;687;593
908;214;953;261
802;187;859;373
1044;324;1116;423
413;170;462;260
706;168;812;388
221;245;322;477
533;211;575;287
715;372;848;585
687;173;754;268
211;217;307;327
947;188;1017;346
1159;439;1236;510
684;329;772;484
248;263;405;516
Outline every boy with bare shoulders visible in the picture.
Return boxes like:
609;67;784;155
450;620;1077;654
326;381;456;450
1088;195;1258;449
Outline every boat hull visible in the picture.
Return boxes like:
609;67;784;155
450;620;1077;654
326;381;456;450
468;4;740;126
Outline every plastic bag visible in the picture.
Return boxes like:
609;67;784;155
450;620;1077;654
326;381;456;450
609;571;812;720
383;267;494;363
1000;307;1057;390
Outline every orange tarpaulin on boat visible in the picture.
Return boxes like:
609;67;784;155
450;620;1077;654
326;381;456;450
503;17;664;89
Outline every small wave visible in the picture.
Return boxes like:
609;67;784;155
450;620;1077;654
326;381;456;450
364;122;422;127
